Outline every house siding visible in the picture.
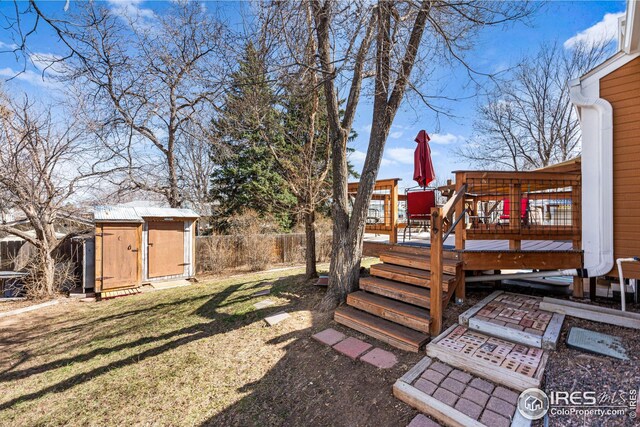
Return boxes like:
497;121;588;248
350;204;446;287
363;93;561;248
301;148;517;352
600;55;640;279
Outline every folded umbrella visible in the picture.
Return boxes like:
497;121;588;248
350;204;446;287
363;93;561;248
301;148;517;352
413;130;436;188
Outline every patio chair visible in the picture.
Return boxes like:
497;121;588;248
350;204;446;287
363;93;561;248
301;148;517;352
403;188;437;242
496;198;530;228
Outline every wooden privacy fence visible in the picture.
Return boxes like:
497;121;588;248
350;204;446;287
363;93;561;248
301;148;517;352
0;238;76;271
196;233;332;274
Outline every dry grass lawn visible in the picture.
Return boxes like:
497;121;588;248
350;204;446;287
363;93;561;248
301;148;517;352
0;260;427;426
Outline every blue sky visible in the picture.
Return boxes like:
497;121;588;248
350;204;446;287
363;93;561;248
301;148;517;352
0;1;627;191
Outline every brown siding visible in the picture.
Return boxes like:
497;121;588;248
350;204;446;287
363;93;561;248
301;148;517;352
601;56;640;279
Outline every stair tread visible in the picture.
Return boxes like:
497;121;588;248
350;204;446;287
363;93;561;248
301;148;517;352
360;276;433;298
348;291;431;322
381;251;461;266
380;251;460;275
335;305;430;347
370;263;456;284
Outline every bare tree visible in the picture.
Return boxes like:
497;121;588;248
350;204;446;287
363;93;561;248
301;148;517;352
175;122;217;224
0;93;113;297
13;2;231;207
262;11;332;279
457;41;611;170
275;0;533;309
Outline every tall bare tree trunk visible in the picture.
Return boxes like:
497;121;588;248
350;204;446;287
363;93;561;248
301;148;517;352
315;0;430;310
304;209;318;279
38;247;56;297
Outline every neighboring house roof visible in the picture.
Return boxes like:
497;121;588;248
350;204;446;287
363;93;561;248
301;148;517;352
93;206;200;223
0;230;67;242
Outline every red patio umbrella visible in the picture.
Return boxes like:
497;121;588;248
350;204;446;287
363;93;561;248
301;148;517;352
413;130;436;188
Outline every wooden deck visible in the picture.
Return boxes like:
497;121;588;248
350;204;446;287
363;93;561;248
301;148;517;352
345;170;583;344
364;239;583;272
365;233;574;251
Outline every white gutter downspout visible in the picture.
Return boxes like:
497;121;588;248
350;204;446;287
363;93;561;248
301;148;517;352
569;78;615;278
466;78;614;284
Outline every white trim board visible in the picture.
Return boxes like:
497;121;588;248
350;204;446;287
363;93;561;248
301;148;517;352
540;297;640;330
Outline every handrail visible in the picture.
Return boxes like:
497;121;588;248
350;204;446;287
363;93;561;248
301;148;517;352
442;183;467;223
443;208;468;242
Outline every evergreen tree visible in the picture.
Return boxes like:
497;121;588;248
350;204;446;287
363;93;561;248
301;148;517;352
210;42;296;231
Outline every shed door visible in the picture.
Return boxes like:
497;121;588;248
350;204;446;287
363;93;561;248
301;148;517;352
147;221;185;278
101;224;140;290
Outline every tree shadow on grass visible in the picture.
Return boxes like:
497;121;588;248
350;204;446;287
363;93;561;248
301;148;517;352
0;276;303;411
200;312;421;427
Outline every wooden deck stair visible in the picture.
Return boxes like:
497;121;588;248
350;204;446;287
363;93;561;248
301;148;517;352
335;248;462;352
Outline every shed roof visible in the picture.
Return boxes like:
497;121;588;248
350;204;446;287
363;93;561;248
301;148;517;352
93;206;199;223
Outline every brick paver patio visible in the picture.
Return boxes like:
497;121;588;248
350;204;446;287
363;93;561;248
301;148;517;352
475;293;553;335
410;358;517;427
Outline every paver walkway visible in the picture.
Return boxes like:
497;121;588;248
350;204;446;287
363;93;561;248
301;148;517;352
395;292;563;427
312;328;398;369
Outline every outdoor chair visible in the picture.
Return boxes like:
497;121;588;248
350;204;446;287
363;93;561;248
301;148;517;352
496;198;530;228
403;188;437;242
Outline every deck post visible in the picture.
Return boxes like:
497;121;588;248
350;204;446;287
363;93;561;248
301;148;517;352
509;182;522;250
430;207;443;335
454;173;466;251
453;173;466;303
390;182;398;244
572;180;584;298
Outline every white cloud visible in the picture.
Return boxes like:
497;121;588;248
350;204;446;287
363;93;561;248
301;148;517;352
430;133;464;145
0;41;18;50
0;67;59;89
384;147;414;165
107;0;156;24
564;12;623;49
362;124;372;134
389;131;404;139
349;149;367;164
349;149;393;167
30;52;66;75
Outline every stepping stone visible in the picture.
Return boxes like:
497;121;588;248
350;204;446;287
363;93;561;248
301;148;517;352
406;414;441;427
264;311;290;326
253;289;271;296
312;328;346;346
333;337;372;360
254;299;275;309
359;347;397;369
567;327;628;360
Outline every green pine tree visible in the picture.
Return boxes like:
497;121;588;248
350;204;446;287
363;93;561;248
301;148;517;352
210;42;296;232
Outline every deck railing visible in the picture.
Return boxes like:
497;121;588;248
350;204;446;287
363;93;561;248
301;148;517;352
429;170;582;334
453;171;582;250
348;178;403;243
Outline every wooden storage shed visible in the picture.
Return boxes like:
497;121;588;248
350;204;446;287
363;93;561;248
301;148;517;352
93;206;199;293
